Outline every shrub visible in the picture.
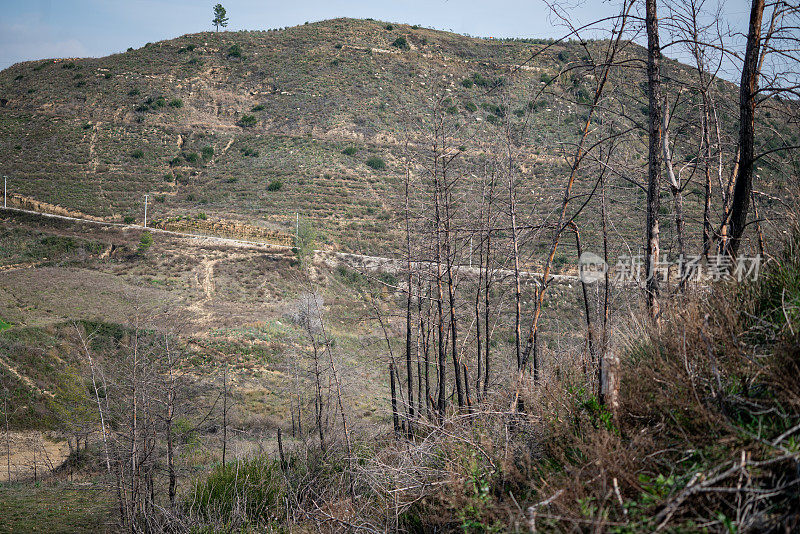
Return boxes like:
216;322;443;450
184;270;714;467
227;44;242;58
238;115;257;127
14;74;24;81
241;147;259;157
461;78;474;88
154;195;166;203
104;72;113;79
123;216;135;224
385;24;394;30
366;157;386;171
251;104;265;111
196;212;207;220
186;57;200;65
201;146;214;159
342;146;358;156
128;88;140;96
267;179;283;191
391;36;409;50
82;123;92;130
184;152;199;164
169;156;182;166
138;232;153;254
464;101;478;112
446;105;458;115
168;98;183;108
130;149;144;159
186;456;284;525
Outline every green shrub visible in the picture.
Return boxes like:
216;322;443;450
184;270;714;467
128;87;140;96
186;456;284;525
238;115;257;127
267;179;283;191
138;232;153;254
461;78;474;88
251;104;265;111
130;149;144;159
196;212;207;220
184;152;199;164
154;195;166;203
391;36;409;50
168;98;183;108
104;72;113;79
342;146;358;156
366;157;386;171
227;44;242;58
241;147;259;157
123;216;135;224
201;146;214;159
82;123;92;130
446;105;458;115
464;101;478;112
385;24;394;30
14;74;24;81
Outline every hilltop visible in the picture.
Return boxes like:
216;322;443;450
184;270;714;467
1;17;776;257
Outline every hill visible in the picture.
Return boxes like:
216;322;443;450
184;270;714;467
2;17;788;258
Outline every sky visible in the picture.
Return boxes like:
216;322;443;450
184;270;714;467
0;0;755;74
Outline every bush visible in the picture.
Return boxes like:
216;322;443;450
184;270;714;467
201;146;214;159
385;24;394;30
227;44;242;58
128;88;140;96
184;152;199;164
123;216;135;224
168;98;183;108
130;149;144;159
196;212;207;220
461;78;474;88
241;147;259;157
138;232;153;254
251;104;265;111
267;179;283;191
239;115;257;127
366;157;386;171
342;146;358;156
464;101;478;112
186;456;285;526
391;36;409;50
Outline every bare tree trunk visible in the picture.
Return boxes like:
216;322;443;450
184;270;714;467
727;0;765;257
404;162;415;423
662;96;686;278
222;363;228;465
389;363;400;435
571;223;596;367
645;0;663;318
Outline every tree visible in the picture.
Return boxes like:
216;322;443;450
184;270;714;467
644;0;663;318
725;0;765;257
212;4;228;32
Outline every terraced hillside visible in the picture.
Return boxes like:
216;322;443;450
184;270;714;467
0;18;795;258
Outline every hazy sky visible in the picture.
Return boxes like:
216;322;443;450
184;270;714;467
0;0;755;73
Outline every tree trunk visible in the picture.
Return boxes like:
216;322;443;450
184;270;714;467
645;0;663;318
727;0;765;257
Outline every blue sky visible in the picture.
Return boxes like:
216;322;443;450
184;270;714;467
0;0;753;74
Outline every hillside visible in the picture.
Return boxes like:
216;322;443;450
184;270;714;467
2;17;787;258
